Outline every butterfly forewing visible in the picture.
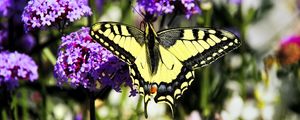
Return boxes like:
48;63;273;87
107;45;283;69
90;22;145;64
90;22;150;110
157;28;241;69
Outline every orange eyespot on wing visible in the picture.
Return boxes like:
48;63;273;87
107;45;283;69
150;84;158;94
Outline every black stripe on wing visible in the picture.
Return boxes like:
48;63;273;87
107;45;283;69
129;64;146;95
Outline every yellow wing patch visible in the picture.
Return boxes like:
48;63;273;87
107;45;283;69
90;22;145;64
158;28;241;69
152;46;183;83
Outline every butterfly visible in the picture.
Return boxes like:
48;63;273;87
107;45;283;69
90;21;241;118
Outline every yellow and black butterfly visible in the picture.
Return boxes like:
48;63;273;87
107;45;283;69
90;21;240;118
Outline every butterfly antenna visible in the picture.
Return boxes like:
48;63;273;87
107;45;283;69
131;5;145;21
131;5;146;30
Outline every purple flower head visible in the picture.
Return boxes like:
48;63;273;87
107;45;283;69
0;0;11;17
54;28;136;96
181;0;201;19
0;0;28;19
136;0;175;15
0;51;38;90
22;0;92;31
136;0;200;19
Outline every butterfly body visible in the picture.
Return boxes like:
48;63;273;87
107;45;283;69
145;23;160;74
90;22;241;118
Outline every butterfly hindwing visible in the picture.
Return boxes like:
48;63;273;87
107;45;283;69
135;45;195;115
158;28;241;69
90;22;145;64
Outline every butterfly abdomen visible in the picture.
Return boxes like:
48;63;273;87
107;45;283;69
145;22;161;74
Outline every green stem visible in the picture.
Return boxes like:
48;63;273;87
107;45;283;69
41;84;47;120
132;96;143;120
13;106;17;120
90;91;95;120
117;87;128;119
42;47;57;65
239;18;248;98
21;88;28;120
178;104;186;120
200;67;210;117
239;54;247;98
88;0;93;27
11;91;17;120
202;2;213;27
2;109;7;120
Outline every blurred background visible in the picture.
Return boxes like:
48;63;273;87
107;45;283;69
1;0;300;120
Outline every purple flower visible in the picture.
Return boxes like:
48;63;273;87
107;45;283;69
0;51;38;90
136;0;200;19
0;0;30;21
54;28;136;96
136;0;175;15
0;0;11;17
74;113;83;120
22;0;92;31
181;0;201;19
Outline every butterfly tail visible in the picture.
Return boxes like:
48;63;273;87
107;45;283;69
144;95;151;118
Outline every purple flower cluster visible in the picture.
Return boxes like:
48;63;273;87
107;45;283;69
136;0;174;15
22;0;92;31
0;51;38;89
181;0;201;19
0;0;11;17
54;28;136;96
136;0;201;19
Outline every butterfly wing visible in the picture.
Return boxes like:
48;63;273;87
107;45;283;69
157;28;241;69
90;22;148;104
90;22;145;64
149;28;241;114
